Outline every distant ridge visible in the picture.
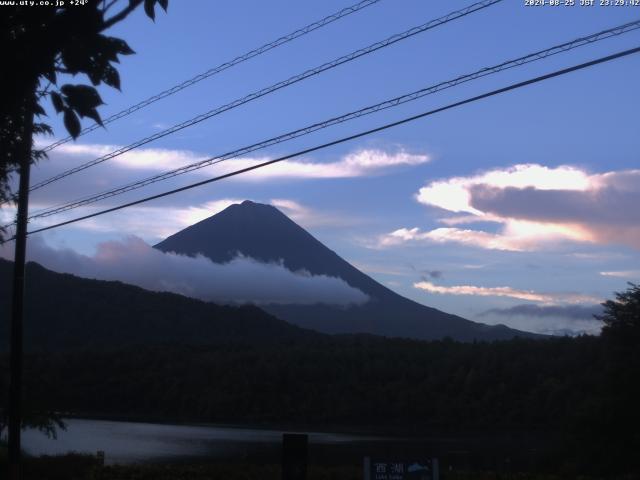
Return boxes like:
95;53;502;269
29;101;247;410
155;201;536;341
0;258;317;352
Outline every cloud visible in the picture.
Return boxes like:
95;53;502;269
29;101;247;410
408;164;640;250
416;164;591;215
269;199;351;228
468;181;640;247
413;280;601;305
350;262;407;277
46;143;429;179
21;199;244;242
480;304;603;320
23;198;343;242
379;227;534;251
204;149;430;181
599;270;640;279
24;145;429;227
49;142;207;172
478;304;604;336
405;263;443;279
0;236;369;307
423;270;442;279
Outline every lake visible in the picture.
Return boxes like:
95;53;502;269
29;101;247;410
21;418;552;469
22;418;389;465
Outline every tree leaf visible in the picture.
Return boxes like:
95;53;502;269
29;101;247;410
158;0;168;11
144;0;155;20
43;68;57;85
50;92;65;113
83;108;104;127
108;37;135;56
61;84;104;111
87;64;103;86
33;103;47;117
31;148;49;162
96;35;122;63
33;123;54;136
102;64;121;90
63;109;81;138
61;85;104;127
60;44;92;74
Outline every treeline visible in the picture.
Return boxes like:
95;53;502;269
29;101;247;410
16;336;598;429
0;259;315;352
1;332;639;474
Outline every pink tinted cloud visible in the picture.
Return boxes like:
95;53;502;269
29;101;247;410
385;164;640;251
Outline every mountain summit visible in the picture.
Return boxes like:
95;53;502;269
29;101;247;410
155;200;534;341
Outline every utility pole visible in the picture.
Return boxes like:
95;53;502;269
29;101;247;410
8;105;34;480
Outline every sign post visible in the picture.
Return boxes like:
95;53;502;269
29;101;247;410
364;457;439;480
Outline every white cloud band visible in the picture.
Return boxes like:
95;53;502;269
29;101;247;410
414;280;600;305
0;236;369;307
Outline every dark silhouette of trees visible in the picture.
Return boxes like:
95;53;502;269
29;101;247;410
0;0;170;456
0;409;65;441
0;275;639;474
0;0;169;237
597;282;640;337
588;282;640;474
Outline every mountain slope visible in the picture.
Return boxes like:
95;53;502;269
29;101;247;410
0;259;318;352
155;201;534;341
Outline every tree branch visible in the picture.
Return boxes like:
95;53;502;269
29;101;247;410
103;0;120;14
36;81;53;98
102;0;144;31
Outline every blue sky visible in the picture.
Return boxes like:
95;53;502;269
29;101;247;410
5;0;640;335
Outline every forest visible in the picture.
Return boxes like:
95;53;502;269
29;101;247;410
1;267;638;476
1;323;639;475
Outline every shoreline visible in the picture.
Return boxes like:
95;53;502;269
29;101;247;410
57;413;558;441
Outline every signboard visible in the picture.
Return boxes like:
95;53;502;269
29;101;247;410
364;458;439;480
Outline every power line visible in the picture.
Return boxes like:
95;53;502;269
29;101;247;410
29;0;504;192
39;0;383;153
13;45;639;240
25;19;640;221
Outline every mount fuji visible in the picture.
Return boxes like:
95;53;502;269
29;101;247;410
155;200;533;341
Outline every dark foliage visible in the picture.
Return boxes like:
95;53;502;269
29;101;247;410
0;453;102;480
0;334;637;475
0;270;638;475
0;0;168;237
597;283;640;338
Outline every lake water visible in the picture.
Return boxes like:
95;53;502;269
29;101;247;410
22;418;389;465
21;418;552;469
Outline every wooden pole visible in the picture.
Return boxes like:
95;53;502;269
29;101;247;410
8;105;34;480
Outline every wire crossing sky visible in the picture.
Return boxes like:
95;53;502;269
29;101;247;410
30;0;504;192
18;45;640;238
23;18;640;222
40;0;384;153
6;0;640;336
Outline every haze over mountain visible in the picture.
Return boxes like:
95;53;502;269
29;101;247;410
155;200;534;341
0;259;316;352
